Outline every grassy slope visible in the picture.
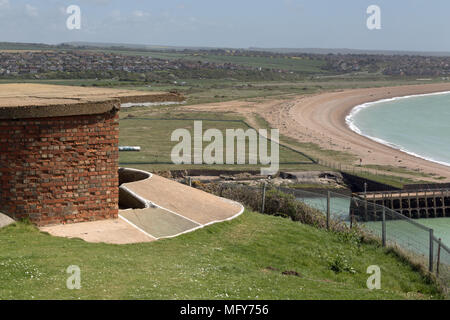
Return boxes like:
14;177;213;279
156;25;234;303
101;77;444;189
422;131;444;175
0;211;439;299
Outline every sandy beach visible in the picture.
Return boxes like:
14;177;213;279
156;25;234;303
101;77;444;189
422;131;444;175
185;83;450;181
278;83;450;181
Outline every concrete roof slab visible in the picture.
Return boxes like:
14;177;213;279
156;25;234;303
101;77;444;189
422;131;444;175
0;84;183;119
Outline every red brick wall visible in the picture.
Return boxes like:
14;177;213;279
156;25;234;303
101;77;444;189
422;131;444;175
0;110;119;226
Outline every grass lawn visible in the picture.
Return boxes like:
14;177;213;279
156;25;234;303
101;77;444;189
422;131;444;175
0;211;440;299
119;116;320;172
350;171;428;189
362;164;446;181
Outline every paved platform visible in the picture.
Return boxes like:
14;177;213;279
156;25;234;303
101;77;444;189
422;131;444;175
40;219;156;244
0;212;14;229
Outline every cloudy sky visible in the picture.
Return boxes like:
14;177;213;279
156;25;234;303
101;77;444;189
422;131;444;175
0;0;449;51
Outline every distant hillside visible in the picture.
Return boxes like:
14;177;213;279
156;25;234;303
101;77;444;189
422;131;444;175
2;41;450;57
60;41;215;51
248;47;450;57
62;42;450;57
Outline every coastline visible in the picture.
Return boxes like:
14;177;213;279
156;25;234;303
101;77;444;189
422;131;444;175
181;82;450;182
345;91;450;168
278;83;450;181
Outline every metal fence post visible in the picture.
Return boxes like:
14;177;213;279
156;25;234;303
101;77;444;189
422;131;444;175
261;182;267;213
364;182;368;221
382;206;386;247
350;208;354;229
437;238;442;277
326;191;330;230
188;177;192;187
429;229;434;273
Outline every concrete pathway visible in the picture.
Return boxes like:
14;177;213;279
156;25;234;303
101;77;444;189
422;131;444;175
0;212;14;229
40;219;156;244
122;174;243;225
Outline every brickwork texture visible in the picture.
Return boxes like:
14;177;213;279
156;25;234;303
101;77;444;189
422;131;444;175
0;110;119;226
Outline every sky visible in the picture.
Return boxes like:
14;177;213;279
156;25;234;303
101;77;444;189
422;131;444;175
0;0;449;52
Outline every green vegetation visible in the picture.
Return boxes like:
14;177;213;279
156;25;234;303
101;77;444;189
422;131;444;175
0;211;440;299
351;171;429;189
284;183;345;190
251;113;356;164
118;107;429;188
138;51;326;73
2;48;438;186
362;164;445;180
119;113;325;172
0;45;446;300
1;76;444;108
78;48;328;73
197;183;330;227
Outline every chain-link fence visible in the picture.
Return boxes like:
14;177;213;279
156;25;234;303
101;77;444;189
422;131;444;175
432;237;450;295
288;187;450;294
281;186;450;293
186;179;450;294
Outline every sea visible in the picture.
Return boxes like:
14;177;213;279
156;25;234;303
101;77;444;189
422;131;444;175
346;91;450;167
298;92;450;247
298;195;450;250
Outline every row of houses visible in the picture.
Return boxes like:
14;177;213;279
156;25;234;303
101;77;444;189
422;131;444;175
0;50;252;76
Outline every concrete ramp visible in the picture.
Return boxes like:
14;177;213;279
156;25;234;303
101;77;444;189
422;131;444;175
120;207;200;239
0;212;14;229
119;169;244;240
39;169;244;244
40;219;155;244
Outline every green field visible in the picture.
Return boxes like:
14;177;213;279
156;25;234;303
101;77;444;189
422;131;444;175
0;211;440;299
345;171;428;189
119;115;325;172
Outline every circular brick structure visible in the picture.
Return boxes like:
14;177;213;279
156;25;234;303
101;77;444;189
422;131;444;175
0;84;183;226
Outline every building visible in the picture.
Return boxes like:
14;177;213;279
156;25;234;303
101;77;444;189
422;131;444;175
0;84;183;226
